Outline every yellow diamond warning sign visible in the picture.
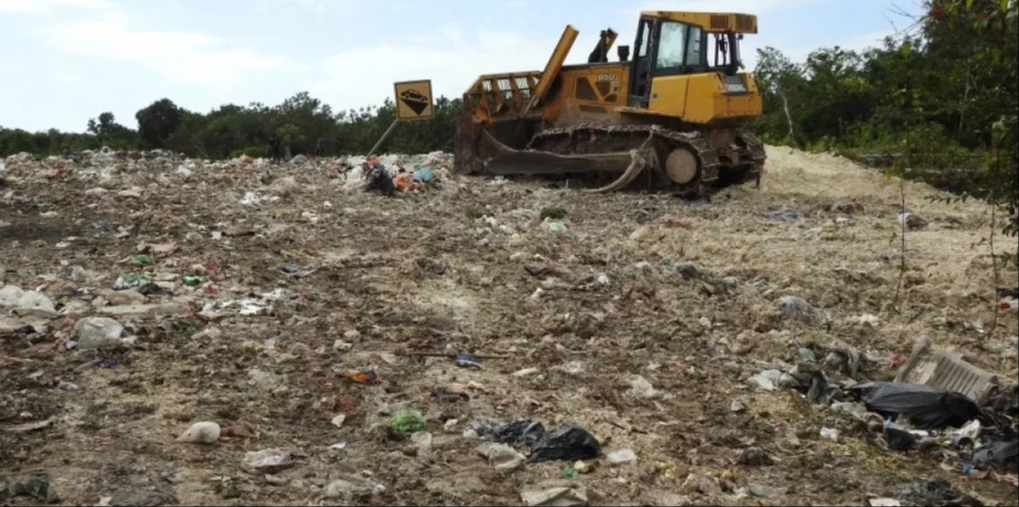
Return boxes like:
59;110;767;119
394;80;434;121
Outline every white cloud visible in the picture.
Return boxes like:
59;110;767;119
312;29;564;111
38;13;291;88
0;0;112;14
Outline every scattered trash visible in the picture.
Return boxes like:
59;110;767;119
476;442;527;472
240;192;279;207
520;486;589;507
820;428;840;442
0;475;59;503
331;414;346;428
752;369;795;391
390;410;426;434
455;351;484;369
324;475;385;500
606;448;637;465
342;369;379;385
75;317;126;350
177;422;221;444
902;478;982;507
130;253;155;266
868;499;901;507
626;375;659;398
898;212;928;230
472;421;601;463
681;474;722;496
762;207;802;222
851;382;982;430
241;449;293;475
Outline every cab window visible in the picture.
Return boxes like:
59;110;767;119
655;21;687;69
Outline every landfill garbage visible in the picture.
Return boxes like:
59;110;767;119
851;382;982;430
681;474;722;496
472;420;547;448
324;475;385;500
626;375;660;398
476;442;527;472
74;317;126;350
606;448;637;465
868;499;901;507
820;428;840;442
972;434;1018;472
762;207;802;222
520;486;589;507
342;369;378;385
471;421;601;463
529;425;601;463
0;475;59;503
390;410;426;434
177;422;221;444
455;351;484;369
241;449;293;474
902;478;982;507
114;272;152;290
364;166;395;197
898;212;928;230
130;253;155;267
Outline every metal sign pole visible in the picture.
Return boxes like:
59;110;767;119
368;119;400;157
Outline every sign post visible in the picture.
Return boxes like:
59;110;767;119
367;79;435;157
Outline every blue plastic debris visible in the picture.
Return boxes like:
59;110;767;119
455;351;483;369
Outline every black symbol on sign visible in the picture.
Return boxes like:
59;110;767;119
400;89;429;115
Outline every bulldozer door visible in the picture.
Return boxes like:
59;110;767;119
627;17;656;108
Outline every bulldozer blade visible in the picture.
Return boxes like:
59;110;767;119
479;128;632;175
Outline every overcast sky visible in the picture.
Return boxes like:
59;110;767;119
0;0;921;133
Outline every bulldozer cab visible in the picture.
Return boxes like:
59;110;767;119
627;11;756;109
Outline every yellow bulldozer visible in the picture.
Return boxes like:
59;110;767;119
454;11;766;195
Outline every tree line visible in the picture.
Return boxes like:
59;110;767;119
0;93;461;161
1;0;1014;234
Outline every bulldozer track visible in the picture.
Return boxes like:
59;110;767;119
526;123;764;194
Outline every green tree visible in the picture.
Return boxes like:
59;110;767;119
136;98;183;149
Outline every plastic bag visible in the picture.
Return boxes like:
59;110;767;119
851;382;981;430
472;421;601;463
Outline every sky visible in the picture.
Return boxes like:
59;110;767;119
0;0;923;133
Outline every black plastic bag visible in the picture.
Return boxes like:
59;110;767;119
528;425;601;463
903;479;983;507
472;421;601;463
851;382;982;430
885;427;920;451
973;435;1018;472
475;420;546;449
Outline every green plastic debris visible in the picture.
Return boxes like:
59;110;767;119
390;410;426;434
182;276;202;287
115;272;152;289
130;254;155;267
561;466;578;479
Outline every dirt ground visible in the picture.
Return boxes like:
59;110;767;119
1;147;1017;506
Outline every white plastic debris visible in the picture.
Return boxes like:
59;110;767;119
240;192;279;207
606;448;637;465
476;443;527;472
626;375;659;398
820;427;840;442
177;422;221;444
241;449;293;474
75;317;126;350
